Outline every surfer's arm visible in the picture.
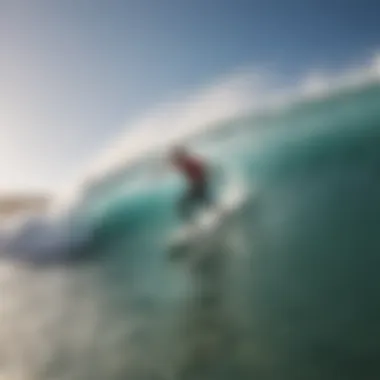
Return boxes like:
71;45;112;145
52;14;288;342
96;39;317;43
152;157;180;180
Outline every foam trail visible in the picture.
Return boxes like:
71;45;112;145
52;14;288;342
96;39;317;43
0;210;91;262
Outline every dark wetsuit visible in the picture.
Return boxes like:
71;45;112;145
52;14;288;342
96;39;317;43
175;157;211;220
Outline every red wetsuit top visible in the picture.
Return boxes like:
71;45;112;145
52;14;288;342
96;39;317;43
176;157;206;184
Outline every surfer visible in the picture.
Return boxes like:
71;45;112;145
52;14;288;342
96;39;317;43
170;146;213;221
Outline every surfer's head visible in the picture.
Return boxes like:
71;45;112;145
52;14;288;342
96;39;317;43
170;145;188;164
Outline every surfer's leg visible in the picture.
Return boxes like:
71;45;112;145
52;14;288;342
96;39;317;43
197;181;213;208
178;182;211;221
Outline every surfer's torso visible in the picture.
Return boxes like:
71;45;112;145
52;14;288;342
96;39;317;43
175;157;206;185
170;148;213;221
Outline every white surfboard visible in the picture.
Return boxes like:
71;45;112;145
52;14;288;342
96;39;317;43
168;186;249;258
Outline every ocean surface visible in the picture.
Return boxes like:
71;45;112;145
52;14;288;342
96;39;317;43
0;81;380;380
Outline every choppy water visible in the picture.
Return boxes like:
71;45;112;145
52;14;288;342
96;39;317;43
1;82;380;380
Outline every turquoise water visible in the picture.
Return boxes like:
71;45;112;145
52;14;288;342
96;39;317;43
1;83;380;379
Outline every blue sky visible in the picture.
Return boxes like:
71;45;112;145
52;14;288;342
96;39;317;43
0;0;379;192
